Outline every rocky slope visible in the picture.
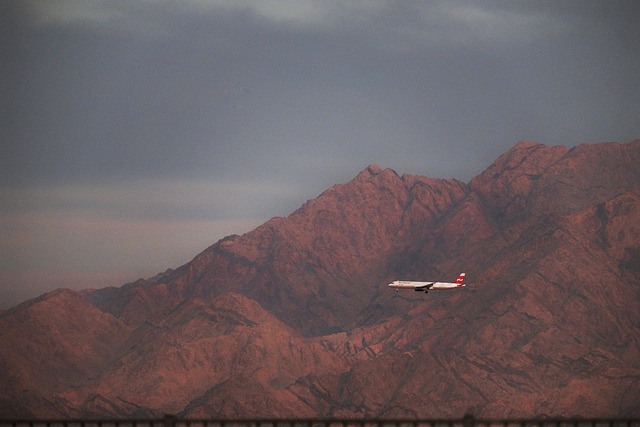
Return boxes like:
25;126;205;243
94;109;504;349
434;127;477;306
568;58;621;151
1;140;639;418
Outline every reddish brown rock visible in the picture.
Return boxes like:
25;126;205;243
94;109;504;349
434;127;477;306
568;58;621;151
1;140;639;418
0;289;131;417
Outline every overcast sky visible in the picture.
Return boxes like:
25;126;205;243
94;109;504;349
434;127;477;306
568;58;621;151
1;0;639;308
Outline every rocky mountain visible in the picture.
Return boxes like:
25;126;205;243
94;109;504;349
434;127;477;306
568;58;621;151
1;140;639;418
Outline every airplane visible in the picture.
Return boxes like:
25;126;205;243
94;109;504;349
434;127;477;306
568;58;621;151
388;273;466;293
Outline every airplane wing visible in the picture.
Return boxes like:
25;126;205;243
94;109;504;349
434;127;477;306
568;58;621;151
412;282;434;290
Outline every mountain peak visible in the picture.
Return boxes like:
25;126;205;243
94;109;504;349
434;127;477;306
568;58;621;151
469;140;640;223
353;164;400;183
366;164;383;175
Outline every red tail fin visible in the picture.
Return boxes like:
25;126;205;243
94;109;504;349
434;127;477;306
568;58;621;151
455;273;466;284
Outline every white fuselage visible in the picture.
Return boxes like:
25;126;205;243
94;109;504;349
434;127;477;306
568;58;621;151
388;281;464;290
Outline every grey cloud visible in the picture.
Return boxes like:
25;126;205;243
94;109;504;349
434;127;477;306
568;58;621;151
4;0;639;187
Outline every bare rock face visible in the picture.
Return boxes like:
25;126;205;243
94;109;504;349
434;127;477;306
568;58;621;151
0;289;132;417
1;140;639;418
469;140;640;222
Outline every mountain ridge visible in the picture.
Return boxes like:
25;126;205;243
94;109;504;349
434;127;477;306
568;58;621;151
2;139;639;418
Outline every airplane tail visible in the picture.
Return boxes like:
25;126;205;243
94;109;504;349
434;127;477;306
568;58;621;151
455;273;466;285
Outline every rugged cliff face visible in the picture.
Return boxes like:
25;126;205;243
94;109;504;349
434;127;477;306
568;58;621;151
1;140;639;418
85;164;470;336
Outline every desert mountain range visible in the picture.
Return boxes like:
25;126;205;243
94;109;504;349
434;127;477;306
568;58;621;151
1;140;639;418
